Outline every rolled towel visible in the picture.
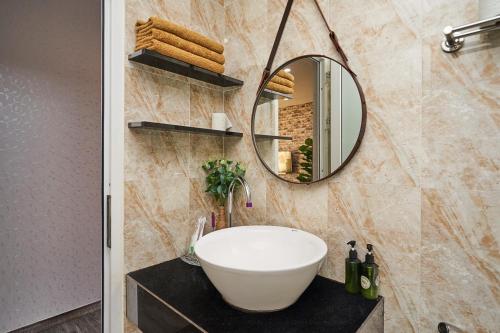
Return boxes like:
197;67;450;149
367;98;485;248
277;70;295;81
265;81;294;95
135;28;225;64
270;75;294;88
136;17;224;54
139;39;224;74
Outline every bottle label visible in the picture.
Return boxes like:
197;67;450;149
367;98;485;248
360;275;371;289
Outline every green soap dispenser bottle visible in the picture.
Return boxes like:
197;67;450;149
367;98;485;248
361;244;379;300
345;240;361;294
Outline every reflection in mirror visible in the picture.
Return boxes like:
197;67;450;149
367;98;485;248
253;56;365;184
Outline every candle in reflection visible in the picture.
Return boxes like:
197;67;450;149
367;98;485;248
278;151;292;174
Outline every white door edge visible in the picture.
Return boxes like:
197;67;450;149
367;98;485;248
103;0;125;332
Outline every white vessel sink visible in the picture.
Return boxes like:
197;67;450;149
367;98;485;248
194;225;327;312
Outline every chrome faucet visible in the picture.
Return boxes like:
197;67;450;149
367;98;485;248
227;176;252;228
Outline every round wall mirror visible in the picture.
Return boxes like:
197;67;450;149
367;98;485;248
251;55;366;184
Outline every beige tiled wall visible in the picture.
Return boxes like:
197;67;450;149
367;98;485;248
124;0;499;332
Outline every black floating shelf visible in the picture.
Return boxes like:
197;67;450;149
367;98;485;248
128;121;243;137
128;49;244;88
255;134;293;140
258;89;293;104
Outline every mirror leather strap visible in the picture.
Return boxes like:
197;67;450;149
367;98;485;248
258;0;294;94
258;0;356;93
313;0;356;76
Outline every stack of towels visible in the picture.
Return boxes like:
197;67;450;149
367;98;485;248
135;16;225;74
266;70;295;95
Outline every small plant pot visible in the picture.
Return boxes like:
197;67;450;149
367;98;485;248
216;206;226;230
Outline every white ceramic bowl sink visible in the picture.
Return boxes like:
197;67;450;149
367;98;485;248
194;225;327;312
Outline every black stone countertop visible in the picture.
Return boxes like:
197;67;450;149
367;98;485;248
128;258;382;333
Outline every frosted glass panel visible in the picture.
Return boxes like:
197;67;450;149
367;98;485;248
0;0;101;331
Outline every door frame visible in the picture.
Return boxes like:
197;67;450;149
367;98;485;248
103;0;125;332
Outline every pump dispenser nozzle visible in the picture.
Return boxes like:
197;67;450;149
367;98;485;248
347;240;358;259
365;244;374;264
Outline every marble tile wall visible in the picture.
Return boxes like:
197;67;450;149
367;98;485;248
124;0;226;275
123;0;499;332
328;1;499;331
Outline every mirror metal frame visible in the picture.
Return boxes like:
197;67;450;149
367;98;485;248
251;54;367;185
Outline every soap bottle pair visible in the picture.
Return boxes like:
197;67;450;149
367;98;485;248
345;241;379;300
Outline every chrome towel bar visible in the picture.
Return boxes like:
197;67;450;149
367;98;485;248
441;14;500;52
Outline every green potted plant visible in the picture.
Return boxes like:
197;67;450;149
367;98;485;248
202;159;246;229
297;138;313;183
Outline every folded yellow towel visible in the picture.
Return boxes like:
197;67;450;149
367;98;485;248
270;75;294;88
135;28;225;65
136;17;224;54
277;70;295;81
139;39;224;74
266;81;294;95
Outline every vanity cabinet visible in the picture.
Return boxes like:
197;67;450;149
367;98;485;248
126;259;383;333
